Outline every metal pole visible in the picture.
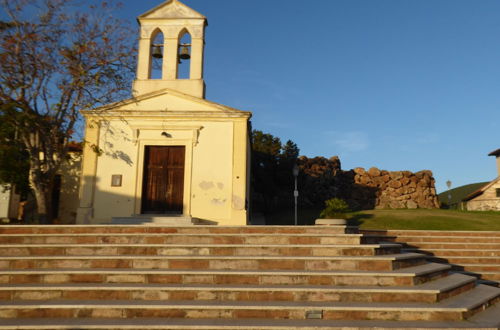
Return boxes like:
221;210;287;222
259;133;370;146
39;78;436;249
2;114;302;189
293;164;299;226
294;176;298;226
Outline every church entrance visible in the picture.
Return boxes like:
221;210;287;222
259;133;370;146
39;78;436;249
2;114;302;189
141;146;185;214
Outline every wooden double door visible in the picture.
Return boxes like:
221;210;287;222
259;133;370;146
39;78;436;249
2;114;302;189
141;146;185;214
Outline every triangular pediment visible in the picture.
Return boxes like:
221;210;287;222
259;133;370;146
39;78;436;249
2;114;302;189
87;89;250;117
139;0;205;19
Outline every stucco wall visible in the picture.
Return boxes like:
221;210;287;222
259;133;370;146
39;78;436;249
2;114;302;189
190;122;233;222
90;119;242;224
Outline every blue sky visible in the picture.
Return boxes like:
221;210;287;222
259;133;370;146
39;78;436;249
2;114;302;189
119;0;500;193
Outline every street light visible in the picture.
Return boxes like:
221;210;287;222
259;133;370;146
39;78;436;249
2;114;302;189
293;164;299;226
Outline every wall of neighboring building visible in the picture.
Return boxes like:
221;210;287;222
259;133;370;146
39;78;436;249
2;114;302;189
0;186;20;220
57;152;82;224
467;181;500;211
0;187;11;219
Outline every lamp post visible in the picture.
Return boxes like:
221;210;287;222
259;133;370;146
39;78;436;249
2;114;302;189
293;164;300;226
446;180;452;209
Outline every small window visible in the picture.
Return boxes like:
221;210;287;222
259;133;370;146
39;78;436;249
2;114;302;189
497;188;500;198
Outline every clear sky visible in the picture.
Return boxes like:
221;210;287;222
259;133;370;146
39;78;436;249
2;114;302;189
119;0;500;193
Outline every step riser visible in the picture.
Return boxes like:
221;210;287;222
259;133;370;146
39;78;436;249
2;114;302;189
392;237;500;244
0;227;358;235
0;246;400;258
416;250;500;257
0;236;366;245
0;272;444;286
382;231;500;238
450;265;500;272
403;243;500;249
0;257;423;272
0;307;467;321
432;257;500;264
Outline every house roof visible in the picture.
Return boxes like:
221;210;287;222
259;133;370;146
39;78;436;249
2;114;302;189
463;177;500;201
489;149;500;157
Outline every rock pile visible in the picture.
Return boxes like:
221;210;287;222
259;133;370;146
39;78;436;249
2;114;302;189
297;156;440;210
351;167;440;209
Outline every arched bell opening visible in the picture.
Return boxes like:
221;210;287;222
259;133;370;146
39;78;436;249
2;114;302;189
149;29;164;79
177;30;192;80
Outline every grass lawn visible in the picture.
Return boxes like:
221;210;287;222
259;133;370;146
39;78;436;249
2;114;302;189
352;209;500;231
264;208;500;231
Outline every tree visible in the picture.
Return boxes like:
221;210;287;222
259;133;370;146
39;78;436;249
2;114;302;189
0;0;136;223
251;130;300;214
281;140;299;161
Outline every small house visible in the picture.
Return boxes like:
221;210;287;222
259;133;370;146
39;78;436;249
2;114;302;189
463;149;500;211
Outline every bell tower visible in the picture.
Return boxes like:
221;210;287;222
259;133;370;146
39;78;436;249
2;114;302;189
133;0;207;98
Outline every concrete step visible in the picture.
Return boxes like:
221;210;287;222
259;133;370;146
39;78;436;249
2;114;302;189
0;253;426;272
0;285;497;321
0;317;498;330
0;233;372;245
0;243;402;258
0;263;452;286
0;273;476;304
0;225;359;235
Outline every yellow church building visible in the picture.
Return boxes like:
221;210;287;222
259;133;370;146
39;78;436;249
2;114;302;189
76;0;252;225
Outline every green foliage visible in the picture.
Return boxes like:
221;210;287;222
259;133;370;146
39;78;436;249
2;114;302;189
319;198;351;219
0;104;30;196
281;140;299;160
252;130;282;156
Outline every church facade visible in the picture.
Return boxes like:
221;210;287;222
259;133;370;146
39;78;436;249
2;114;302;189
76;0;252;225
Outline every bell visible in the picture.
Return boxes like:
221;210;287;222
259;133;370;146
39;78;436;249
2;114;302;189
151;45;163;59
179;45;191;60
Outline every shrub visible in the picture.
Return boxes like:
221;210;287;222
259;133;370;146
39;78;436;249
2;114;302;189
319;198;351;219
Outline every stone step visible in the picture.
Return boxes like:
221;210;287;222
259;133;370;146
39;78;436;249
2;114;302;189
0;273;476;304
0;243;402;258
0;233;373;245
0;263;452;286
0;253;426;272
0;285;497;321
0;225;358;235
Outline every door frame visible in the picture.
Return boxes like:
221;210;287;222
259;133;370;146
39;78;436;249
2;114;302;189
134;139;193;216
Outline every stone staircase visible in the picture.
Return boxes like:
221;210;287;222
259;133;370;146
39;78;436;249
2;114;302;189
362;229;500;286
0;225;499;329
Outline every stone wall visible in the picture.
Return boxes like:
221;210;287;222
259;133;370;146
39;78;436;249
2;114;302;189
297;156;440;210
350;167;440;209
